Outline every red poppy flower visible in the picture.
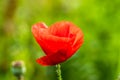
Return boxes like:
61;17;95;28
32;21;84;66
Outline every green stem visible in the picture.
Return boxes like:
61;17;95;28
56;64;62;80
17;76;24;80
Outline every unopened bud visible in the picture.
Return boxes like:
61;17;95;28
11;61;26;78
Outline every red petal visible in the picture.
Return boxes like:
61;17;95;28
49;21;71;37
36;50;68;66
70;24;83;51
56;21;84;58
67;31;84;58
32;22;71;55
32;22;48;39
38;35;71;55
66;25;84;58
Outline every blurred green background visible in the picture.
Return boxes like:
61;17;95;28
0;0;120;80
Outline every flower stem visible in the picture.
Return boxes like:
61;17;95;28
56;64;62;80
17;76;24;80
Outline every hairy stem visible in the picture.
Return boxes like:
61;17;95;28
56;64;62;80
17;76;24;80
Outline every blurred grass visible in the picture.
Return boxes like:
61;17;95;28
0;0;120;80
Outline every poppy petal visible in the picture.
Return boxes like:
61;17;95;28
66;31;83;58
32;22;71;55
49;21;71;37
64;22;84;58
37;34;71;55
32;22;48;40
36;49;69;66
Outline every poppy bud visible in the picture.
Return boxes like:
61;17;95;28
11;61;26;78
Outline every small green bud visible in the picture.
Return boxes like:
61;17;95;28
11;61;26;77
